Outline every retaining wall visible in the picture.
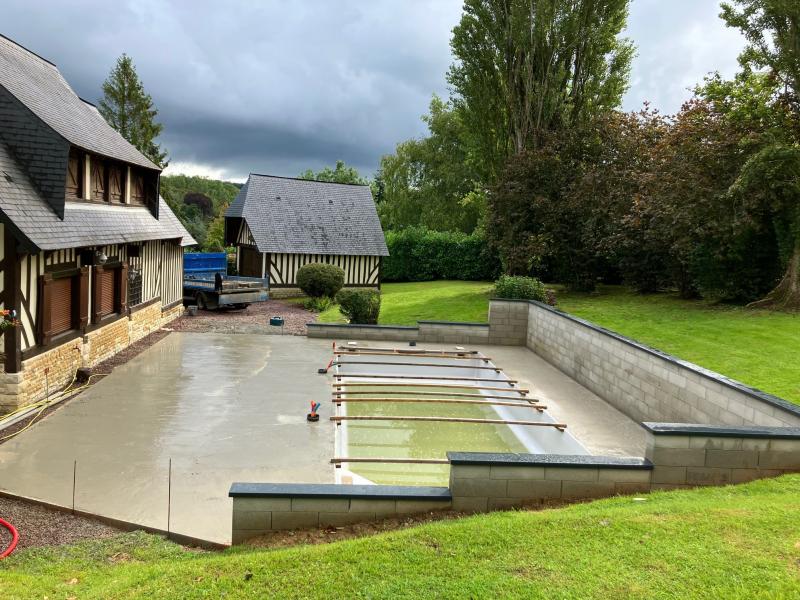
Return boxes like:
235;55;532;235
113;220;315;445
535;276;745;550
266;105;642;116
448;452;652;512
515;299;800;428
229;483;452;544
645;423;800;489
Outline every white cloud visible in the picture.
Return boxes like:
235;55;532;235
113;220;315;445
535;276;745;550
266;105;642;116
162;161;245;183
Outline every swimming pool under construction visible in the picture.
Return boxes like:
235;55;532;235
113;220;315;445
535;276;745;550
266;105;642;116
332;345;587;486
0;333;645;544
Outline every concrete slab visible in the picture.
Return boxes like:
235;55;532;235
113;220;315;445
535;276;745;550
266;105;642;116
0;333;336;544
0;335;644;544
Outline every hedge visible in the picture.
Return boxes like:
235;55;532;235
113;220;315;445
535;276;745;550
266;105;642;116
382;227;500;282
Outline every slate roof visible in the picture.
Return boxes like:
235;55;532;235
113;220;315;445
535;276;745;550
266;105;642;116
0;34;159;170
226;174;388;256
0;141;195;250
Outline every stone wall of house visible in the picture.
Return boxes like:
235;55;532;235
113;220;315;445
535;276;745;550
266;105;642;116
0;299;184;413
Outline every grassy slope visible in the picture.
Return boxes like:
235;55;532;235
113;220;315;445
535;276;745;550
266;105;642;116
3;475;799;599
320;281;800;404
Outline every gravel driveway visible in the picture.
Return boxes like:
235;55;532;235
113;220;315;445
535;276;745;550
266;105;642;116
171;299;317;335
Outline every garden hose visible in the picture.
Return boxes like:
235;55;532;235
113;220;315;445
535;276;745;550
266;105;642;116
0;371;110;443
0;517;19;559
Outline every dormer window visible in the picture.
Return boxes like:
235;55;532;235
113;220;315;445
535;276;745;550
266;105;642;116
65;148;83;200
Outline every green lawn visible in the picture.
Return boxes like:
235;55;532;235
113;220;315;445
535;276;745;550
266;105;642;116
3;475;799;598
318;281;800;404
317;280;493;325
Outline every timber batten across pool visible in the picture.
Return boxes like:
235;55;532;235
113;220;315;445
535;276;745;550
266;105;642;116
331;345;586;486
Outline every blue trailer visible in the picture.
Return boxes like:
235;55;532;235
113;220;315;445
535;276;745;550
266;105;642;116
183;252;269;310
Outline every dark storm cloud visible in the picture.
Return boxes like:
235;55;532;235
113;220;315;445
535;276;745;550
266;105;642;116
2;1;743;180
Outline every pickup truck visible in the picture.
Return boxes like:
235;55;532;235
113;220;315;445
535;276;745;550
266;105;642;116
183;252;269;310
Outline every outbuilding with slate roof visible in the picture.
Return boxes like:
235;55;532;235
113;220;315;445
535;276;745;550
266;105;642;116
0;34;194;412
225;174;388;296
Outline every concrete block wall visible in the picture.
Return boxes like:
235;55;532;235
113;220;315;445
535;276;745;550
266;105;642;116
306;323;418;342
488;300;529;345
448;452;652;512
229;483;452;544
520;300;800;428
644;423;800;489
418;321;489;345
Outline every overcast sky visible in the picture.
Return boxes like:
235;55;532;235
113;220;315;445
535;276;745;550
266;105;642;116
3;1;745;182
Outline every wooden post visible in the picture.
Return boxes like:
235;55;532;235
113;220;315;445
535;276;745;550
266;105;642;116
3;233;21;373
92;265;104;323
38;272;53;345
78;266;90;331
117;261;128;314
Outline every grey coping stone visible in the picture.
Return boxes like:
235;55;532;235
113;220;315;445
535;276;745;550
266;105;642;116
230;483;452;500
447;452;653;470
493;297;800;420
643;423;800;439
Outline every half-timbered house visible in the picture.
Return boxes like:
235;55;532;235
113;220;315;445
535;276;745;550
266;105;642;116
0;35;194;412
224;174;388;297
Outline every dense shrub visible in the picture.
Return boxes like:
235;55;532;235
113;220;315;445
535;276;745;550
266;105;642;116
336;289;381;324
493;275;549;302
296;263;345;298
382;227;500;282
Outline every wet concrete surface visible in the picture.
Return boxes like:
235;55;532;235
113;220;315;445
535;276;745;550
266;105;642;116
0;336;644;545
0;333;336;544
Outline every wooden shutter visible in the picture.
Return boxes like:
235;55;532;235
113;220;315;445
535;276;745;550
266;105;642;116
131;171;145;205
66;150;82;199
39;273;80;345
91;158;106;201
50;277;73;334
108;165;124;203
240;247;261;277
97;269;115;316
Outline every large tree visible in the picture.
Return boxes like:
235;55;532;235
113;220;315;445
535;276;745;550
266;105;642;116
721;0;800;308
448;0;634;180
98;54;168;167
377;96;484;233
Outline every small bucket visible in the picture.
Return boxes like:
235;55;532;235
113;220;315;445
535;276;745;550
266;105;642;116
269;316;284;327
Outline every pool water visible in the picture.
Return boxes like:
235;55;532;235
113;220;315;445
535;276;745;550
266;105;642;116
342;386;528;485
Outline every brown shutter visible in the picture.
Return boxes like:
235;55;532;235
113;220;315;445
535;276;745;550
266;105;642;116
66;150;82;199
108;165;124;203
39;273;76;344
91;158;106;201
98;269;115;316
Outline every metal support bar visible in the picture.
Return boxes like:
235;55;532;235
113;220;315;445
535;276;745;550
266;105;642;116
331;397;545;410
333;382;529;394
336;374;517;383
335;351;490;361
330;457;449;465
338;346;479;356
331;415;566;430
334;390;535;401
334;360;500;371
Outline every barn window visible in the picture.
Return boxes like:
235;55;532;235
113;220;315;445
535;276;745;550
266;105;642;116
108;164;125;203
38;267;90;346
65;149;83;200
130;170;146;205
91;157;107;201
92;263;128;323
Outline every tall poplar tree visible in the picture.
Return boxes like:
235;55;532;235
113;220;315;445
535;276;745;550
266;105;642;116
98;54;168;167
448;0;634;180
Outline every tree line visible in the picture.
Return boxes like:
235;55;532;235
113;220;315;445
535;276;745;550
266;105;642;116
97;1;800;308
